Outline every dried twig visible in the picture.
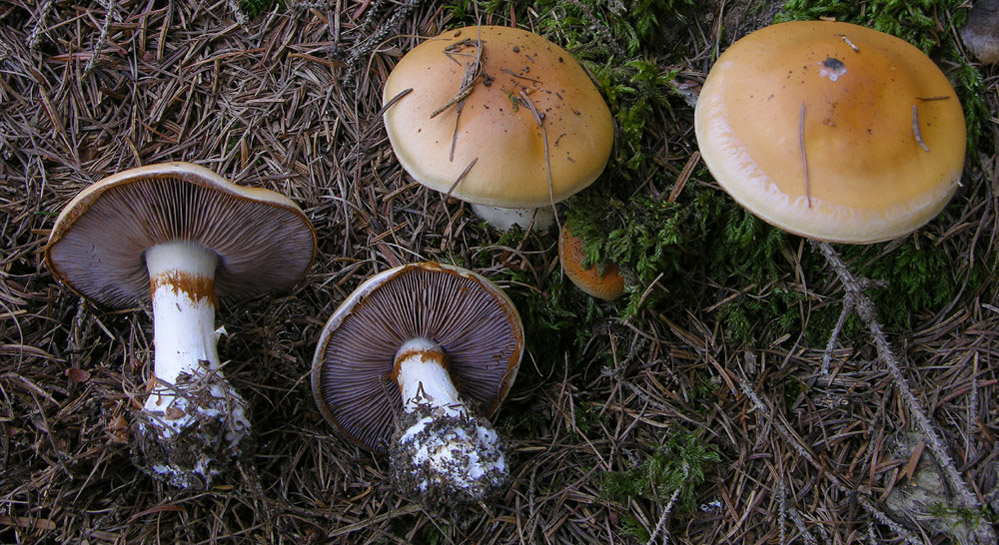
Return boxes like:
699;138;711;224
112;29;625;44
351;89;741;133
739;373;926;545
811;240;995;544
431;31;484;162
27;0;55;53
646;486;681;545
84;0;119;76
799;102;812;208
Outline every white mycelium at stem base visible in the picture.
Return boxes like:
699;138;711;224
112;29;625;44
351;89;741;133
391;337;507;507
137;240;251;488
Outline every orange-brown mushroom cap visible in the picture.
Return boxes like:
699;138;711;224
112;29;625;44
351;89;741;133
559;224;625;301
382;25;615;210
694;21;966;243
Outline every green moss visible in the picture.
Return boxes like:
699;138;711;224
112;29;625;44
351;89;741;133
592;59;680;171
778;0;958;53
600;431;720;513
717;286;805;345
502;267;606;376
564;178;803;338
926;502;997;529
620;515;653;542
239;0;282;18
783;376;807;408
849;238;987;328
573;403;599;436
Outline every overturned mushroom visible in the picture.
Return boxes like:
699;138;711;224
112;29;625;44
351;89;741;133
312;262;523;510
559;223;625;301
44;162;316;488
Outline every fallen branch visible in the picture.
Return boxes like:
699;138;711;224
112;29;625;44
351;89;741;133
811;240;995;544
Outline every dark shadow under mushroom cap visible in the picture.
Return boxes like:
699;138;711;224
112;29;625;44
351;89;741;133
45;163;317;308
962;0;999;65
312;262;524;454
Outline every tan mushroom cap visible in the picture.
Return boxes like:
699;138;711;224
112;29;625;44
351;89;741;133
382;25;615;209
559;224;625;301
44;162;317;307
694;21;966;243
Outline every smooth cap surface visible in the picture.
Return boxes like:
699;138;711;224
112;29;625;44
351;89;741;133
383;25;614;209
559;224;625;301
695;21;966;243
312;262;524;453
45;162;317;307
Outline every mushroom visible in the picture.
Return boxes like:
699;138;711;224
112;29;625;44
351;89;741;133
44;162;317;488
559;223;625;301
382;25;615;231
694;21;966;243
962;0;999;64
311;262;523;509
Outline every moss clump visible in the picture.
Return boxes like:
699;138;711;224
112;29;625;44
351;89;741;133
240;0;282;18
601;431;720;513
505;266;616;376
777;0;964;54
592;58;681;171
564;179;799;341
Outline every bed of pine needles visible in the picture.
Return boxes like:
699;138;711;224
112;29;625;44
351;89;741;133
1;1;997;544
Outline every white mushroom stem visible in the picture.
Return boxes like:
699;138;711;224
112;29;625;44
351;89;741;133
397;338;465;417
146;241;220;399
142;240;250;446
470;203;555;231
393;337;506;503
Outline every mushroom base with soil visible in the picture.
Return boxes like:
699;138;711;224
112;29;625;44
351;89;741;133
390;406;507;510
388;338;507;509
132;368;252;489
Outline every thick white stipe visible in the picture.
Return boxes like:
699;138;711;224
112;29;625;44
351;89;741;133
396;338;464;417
140;241;250;462
145;240;220;403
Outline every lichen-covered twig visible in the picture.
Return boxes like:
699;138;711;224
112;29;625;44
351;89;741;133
343;0;422;86
646;486;681;545
84;0;119;76
811;240;995;544
227;0;250;27
27;0;55;53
